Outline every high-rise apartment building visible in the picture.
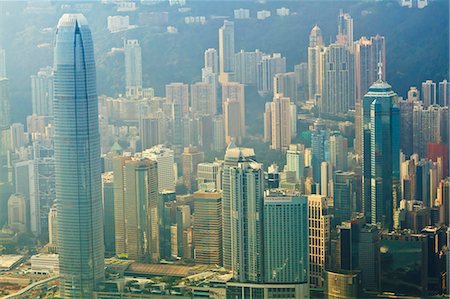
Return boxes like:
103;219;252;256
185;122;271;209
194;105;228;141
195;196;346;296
321;43;354;114
274;72;298;102
438;80;449;106
0;78;10;184
308;25;324;102
222;82;245;144
181;146;204;192
234;49;264;85
336;11;354;52
190;81;217;116
31;66;54;116
204;48;219;74
53;14;104;297
142;145;176;192
124;39;143;98
257;53;286;96
421;80;437;107
264;95;294;150
285;144;305;183
219;20;235;83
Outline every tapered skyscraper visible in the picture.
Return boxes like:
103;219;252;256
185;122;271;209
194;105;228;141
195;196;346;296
53;14;104;298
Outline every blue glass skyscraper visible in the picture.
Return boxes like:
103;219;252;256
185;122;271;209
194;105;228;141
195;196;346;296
53;14;104;298
362;72;400;230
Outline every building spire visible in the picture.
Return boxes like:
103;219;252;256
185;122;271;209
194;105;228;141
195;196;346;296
377;50;383;81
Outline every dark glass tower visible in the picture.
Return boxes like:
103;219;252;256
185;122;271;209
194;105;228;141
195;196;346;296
53;14;104;298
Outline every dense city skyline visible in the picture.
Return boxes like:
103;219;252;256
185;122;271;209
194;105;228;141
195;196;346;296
0;0;448;298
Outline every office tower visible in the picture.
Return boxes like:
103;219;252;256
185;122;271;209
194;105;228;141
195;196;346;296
421;226;446;293
197;161;222;191
311;130;326;182
234;49;264;85
126;159;159;262
193;190;222;265
264;95;293;151
334;171;356;224
274;72;298;101
265;163;280;189
399;98;414;156
285;144;305;182
438;80;449;106
257;53;286;96
8;194;27;233
222;81;245;135
190;81;216;116
0;49;5;78
112;156;129;255
294;62;309;101
222;144;255;269
48;205;58;251
336;10;354;52
124;39;143;98
31;66;54;116
362;76;400;229
229;161;264;282
14;160;36;233
355;35;386;100
324;271;361;298
329;133;348;171
142;145;176;192
102;172;115;255
0;78;10;184
321;43;354;114
413;104;449;158
182;146;204;192
421;80;437;107
356;224;381;291
53;14;104;298
219;20;235;83
308;25;324;102
212;115;225;152
308;194;331;288
204;48;218;74
263;190;309;297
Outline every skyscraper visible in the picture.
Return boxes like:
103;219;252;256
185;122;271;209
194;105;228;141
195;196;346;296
308;25;324;102
31;66;54;116
219;20;235;83
204;48;219;74
320;43;354;114
221;144;255;269
190;81;216;116
264;94;294;150
257;53;286;96
0;78;10;184
362;74;400;229
438;80;449;106
53;14;104;297
421;80;437;107
234;49;264;85
124;39;143;98
0;49;5;79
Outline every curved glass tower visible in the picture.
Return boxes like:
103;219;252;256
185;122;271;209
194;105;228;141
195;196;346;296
53;14;104;298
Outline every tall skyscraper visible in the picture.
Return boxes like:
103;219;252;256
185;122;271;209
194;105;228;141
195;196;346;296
124;39;143;98
257;53;286;96
308;25;324;102
8;194;27;233
362;74;400;229
193;190;222;265
219;20;235;83
212;115;225;152
234;49;264;85
222;82;245;144
264;94;294;150
274;72;298;102
308;194;331;288
0;78;10;184
0;49;5;79
263;190;309;296
142;145;176;192
286;144;305;183
53;14;104;297
320;43;354;114
336;10;354;52
438;80;449;106
31;66;54;116
221;144;255;269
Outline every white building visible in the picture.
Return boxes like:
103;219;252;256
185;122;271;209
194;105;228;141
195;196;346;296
256;10;271;20
107;15;131;33
276;7;290;17
142;145;176;192
31;254;59;275
234;8;250;19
